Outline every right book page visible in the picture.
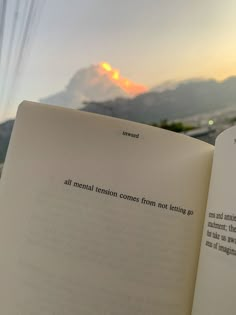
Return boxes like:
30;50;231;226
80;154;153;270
192;126;236;315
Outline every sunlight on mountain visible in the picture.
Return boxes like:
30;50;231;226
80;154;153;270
99;62;148;96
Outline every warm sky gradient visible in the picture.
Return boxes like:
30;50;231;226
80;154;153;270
2;0;236;119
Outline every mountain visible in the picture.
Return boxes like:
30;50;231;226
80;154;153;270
40;62;148;108
151;80;179;92
2;75;236;165
82;77;236;122
150;78;205;93
0;119;14;163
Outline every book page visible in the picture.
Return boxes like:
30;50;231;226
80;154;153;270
192;126;236;315
0;101;213;315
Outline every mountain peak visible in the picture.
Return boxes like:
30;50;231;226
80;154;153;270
41;62;148;108
97;62;148;96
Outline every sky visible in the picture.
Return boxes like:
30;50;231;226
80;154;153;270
1;0;236;120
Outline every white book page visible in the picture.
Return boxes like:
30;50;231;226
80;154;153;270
0;101;213;315
192;126;236;315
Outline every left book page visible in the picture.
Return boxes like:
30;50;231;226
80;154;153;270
0;101;213;315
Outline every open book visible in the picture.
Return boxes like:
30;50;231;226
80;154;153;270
0;101;235;315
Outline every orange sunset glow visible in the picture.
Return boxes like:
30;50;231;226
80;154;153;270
99;62;148;96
